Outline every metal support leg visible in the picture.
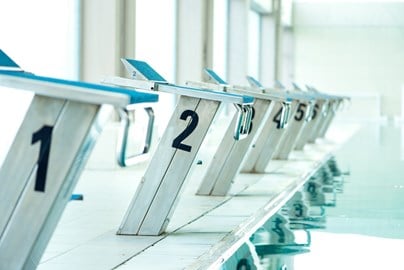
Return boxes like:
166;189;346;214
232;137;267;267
307;101;330;143
316;100;340;139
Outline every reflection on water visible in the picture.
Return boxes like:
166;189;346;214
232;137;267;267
220;124;404;270
220;157;345;270
251;157;344;270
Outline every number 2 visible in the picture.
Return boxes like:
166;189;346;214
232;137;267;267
172;110;199;152
32;125;53;192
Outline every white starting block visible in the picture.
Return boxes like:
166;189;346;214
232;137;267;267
186;70;293;196
314;96;348;140
103;59;254;235
0;50;158;269
271;83;319;160
292;85;331;151
238;77;313;173
239;77;301;173
235;78;315;166
295;87;347;149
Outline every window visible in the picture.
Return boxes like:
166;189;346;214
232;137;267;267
135;0;176;82
212;0;229;80
135;0;177;135
0;0;79;164
248;10;261;80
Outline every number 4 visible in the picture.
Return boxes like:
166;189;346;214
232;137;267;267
31;125;53;192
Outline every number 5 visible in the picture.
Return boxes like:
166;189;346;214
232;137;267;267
294;103;307;121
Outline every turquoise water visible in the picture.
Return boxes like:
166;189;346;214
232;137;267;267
222;123;404;270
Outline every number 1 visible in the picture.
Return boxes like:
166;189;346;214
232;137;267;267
32;125;53;192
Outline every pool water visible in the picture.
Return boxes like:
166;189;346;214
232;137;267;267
221;123;404;270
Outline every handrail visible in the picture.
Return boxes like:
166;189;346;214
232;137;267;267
116;107;155;167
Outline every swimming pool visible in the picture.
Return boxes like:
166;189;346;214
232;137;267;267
221;123;404;270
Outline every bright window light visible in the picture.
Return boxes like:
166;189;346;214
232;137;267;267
248;10;261;79
212;0;228;80
135;0;176;135
0;0;79;164
135;0;176;82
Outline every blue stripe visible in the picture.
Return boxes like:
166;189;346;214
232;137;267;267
204;68;227;85
246;76;263;88
0;50;20;68
0;71;158;104
125;59;167;82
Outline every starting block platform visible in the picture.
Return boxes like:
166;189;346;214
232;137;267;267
35;121;359;270
0;50;158;270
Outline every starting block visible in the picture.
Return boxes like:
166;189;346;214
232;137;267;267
103;59;254;235
294;86;347;149
313;95;348;140
0;50;158;269
237;77;315;165
239;77;299;173
271;84;318;160
186;70;292;196
294;89;332;150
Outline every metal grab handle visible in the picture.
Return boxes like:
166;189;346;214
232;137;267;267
321;100;330;116
279;101;292;129
304;101;315;122
116;107;155;167
233;104;254;140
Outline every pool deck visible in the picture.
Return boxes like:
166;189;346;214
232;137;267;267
37;122;359;270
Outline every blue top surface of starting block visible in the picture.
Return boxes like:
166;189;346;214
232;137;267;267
122;58;254;104
0;50;20;68
0;70;159;104
124;59;167;82
0;49;158;105
204;68;227;85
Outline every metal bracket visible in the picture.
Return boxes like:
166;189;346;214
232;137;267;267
233;104;254;140
304;100;316;122
279;101;292;129
116;106;155;167
321;100;330;116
